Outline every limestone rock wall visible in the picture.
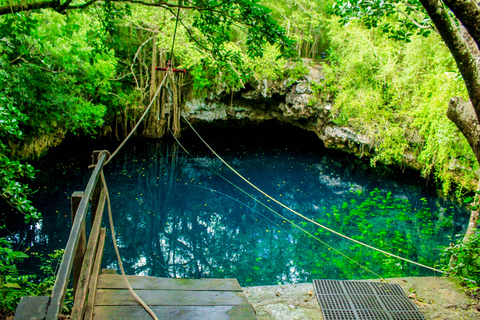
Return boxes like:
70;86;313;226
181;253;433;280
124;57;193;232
183;60;379;163
179;59;473;189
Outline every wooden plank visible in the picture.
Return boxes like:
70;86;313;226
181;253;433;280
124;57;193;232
89;170;103;229
92;305;257;320
84;227;106;320
46;152;107;320
14;296;50;320
71;187;107;320
95;289;250;306
97;274;243;291
71;191;85;295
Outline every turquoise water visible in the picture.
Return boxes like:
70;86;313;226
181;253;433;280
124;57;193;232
3;122;470;286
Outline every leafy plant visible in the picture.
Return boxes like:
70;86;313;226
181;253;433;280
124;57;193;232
0;237;31;312
322;18;474;193
441;232;480;284
0;236;72;314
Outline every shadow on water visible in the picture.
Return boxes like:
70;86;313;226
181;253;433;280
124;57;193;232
1;121;471;286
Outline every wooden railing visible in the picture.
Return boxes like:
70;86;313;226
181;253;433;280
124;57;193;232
14;151;109;320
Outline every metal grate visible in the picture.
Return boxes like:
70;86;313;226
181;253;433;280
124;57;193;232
313;280;425;320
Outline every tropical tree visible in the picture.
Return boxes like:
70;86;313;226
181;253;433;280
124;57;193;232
332;0;480;241
0;0;295;59
0;0;296;220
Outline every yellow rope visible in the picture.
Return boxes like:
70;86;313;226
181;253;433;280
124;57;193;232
183;116;447;275
170;131;384;280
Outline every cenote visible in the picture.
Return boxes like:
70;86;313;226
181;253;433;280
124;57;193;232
4;122;471;287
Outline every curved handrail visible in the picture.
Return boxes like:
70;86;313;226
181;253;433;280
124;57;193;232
45;151;108;320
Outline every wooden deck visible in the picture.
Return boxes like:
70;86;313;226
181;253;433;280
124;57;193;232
90;274;258;320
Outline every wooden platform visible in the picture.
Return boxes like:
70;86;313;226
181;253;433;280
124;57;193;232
90;274;257;320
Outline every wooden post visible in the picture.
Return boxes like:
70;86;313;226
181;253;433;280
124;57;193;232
70;188;107;320
71;191;85;296
91;150;104;228
90;175;103;228
83;228;107;320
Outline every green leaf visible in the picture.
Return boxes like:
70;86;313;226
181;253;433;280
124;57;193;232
463;197;474;203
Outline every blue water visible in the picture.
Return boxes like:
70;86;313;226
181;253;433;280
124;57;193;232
2;122;471;286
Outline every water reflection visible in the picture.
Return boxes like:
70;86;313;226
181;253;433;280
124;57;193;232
3;124;471;286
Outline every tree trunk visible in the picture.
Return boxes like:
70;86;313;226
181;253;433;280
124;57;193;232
464;181;480;242
447;97;480;166
420;0;480;238
143;35;166;138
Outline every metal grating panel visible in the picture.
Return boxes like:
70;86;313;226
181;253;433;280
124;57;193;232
323;309;358;319
313;280;425;320
350;295;383;310
356;309;388;319
318;294;351;309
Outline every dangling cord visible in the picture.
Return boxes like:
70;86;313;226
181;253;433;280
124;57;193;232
169;0;182;66
101;171;159;320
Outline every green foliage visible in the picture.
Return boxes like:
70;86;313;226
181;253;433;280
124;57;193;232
244;44;288;80
190;0;295;60
286;61;309;81
0;236;71;313
302;188;455;279
265;0;330;59
331;0;433;41
0;237;30;311
0;68;40;222
323;19;475;193
0;155;40;223
0;10;116;220
441;232;480;284
0;11;115;138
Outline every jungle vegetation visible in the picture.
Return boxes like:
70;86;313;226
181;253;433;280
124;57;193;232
1;0;480;313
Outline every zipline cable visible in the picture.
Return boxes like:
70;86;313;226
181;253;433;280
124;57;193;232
169;0;182;64
182;116;451;277
182;183;342;277
170;131;383;280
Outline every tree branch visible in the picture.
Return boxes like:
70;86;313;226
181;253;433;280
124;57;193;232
419;0;480;115
0;0;214;15
442;0;480;49
0;0;58;15
447;97;480;165
164;6;212;52
393;4;435;31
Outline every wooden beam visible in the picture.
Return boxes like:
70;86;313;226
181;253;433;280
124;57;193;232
94;290;250;306
14;296;50;320
71;191;85;295
90;171;103;229
71;187;107;320
92;305;258;320
84;228;107;320
97;275;243;291
45;152;107;320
